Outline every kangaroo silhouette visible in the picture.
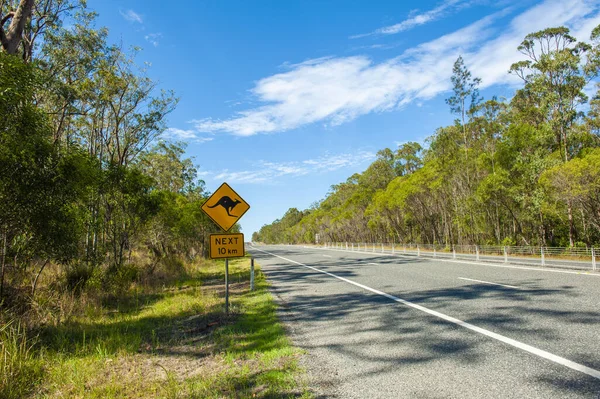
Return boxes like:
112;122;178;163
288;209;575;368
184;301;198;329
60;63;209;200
207;196;241;217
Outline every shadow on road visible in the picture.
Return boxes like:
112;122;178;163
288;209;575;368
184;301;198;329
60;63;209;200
252;247;600;397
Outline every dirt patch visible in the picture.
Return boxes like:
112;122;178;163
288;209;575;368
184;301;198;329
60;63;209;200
101;352;224;384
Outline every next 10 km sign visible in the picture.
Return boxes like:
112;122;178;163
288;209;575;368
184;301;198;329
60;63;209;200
210;233;244;259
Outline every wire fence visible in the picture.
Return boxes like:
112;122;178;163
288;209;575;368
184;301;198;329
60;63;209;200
322;242;599;271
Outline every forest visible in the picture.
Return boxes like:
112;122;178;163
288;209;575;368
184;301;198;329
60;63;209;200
254;26;600;249
0;0;230;337
0;1;261;396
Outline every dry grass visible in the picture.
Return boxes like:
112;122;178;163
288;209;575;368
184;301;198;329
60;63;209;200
1;256;312;399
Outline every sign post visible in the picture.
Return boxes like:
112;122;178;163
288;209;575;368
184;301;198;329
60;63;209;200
201;182;250;315
225;259;229;313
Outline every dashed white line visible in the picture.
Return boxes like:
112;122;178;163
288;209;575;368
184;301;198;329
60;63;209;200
250;246;600;381
368;262;379;265
458;277;519;289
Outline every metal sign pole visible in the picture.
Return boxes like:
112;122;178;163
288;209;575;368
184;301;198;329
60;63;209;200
225;258;229;315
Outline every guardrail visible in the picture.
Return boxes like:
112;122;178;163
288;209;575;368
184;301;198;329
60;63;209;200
322;242;598;271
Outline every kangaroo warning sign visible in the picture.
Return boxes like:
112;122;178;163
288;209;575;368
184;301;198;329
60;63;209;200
209;233;245;259
201;182;250;232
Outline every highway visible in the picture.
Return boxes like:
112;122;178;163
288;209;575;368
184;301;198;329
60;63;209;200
248;245;600;398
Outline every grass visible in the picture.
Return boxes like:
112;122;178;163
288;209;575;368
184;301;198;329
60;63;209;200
0;257;312;399
0;319;44;399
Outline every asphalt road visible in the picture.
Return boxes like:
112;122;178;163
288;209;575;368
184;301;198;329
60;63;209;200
248;245;600;399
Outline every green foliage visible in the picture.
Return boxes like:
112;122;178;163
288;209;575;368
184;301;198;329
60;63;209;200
0;0;218;306
139;141;202;195
0;5;309;399
258;25;600;248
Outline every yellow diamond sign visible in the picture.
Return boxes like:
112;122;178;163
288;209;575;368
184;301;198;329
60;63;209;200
201;182;250;232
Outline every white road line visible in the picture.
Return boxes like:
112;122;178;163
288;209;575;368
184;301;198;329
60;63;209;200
458;277;518;289
250;246;600;381
323;255;332;258
310;246;600;277
368;262;379;265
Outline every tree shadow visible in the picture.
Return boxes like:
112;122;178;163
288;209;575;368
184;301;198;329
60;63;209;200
257;249;600;397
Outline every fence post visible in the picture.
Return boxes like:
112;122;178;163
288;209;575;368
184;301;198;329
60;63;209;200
592;248;596;271
476;246;480;261
541;247;545;266
417;245;420;257
433;247;436;258
352;243;354;251
392;244;395;254
250;257;255;291
346;242;348;250
504;246;508;263
382;243;384;253
373;243;375;252
453;246;456;259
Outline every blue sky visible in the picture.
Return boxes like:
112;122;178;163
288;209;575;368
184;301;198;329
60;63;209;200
89;0;600;236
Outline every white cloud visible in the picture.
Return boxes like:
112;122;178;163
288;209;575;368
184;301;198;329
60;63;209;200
119;9;143;23
195;0;600;137
351;0;469;39
204;151;376;184
145;33;162;47
163;127;214;143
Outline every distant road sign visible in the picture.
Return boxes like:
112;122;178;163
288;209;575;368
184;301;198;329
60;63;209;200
201;182;250;232
210;233;245;259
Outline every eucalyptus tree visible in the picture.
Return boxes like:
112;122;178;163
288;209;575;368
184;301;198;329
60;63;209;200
509;26;596;246
541;149;600;244
1;0;84;61
0;0;34;55
0;52;95;300
138;141;199;194
445;56;482;183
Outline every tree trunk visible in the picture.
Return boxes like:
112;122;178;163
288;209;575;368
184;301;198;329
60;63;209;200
561;125;575;247
567;198;575;247
31;259;49;298
0;0;35;55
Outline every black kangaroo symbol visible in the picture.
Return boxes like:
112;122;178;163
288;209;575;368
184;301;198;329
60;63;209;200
207;196;241;217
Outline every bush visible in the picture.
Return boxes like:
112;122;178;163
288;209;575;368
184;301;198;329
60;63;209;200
501;237;516;246
64;261;95;294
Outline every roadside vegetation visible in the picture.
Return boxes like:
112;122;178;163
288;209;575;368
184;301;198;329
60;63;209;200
2;256;310;398
255;27;600;249
0;1;311;398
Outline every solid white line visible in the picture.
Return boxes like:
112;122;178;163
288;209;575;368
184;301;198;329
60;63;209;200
311;246;600;277
250;246;600;381
368;262;378;265
458;277;518;289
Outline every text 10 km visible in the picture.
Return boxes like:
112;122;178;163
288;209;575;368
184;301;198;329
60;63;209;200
217;247;238;255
